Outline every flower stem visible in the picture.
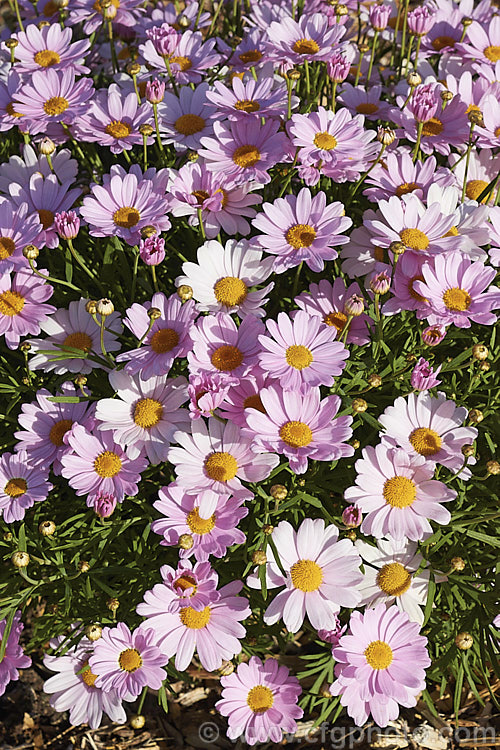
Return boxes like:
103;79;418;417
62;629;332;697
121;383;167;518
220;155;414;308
28;259;80;291
412;121;424;162
366;30;379;84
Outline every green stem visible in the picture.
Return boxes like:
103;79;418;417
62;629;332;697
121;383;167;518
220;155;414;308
152;102;165;153
29;259;80;291
399;0;411;74
197;207;206;241
412;121;424;162
350;144;386;199
304;60;311;99
67;238;99;283
164;57;179;96
340;315;354;345
142;133;148;170
99;315;107;357
286;77;293;120
107;20;119;74
130;248;140;304
291;262;303;301
331;80;337;112
366;30;379;84
132;73;141;105
137;686;148;715
13;0;24;31
137;317;155;347
413;35;422;70
151;264;159;293
461;123;476;202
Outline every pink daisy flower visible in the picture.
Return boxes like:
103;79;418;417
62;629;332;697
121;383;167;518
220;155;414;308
251;187;352;274
11;23;90;75
268;13;345;65
345;445;455;541
199;118;289;187
364;149;454;202
338;83;394;121
0;611;31;697
15;382;95;475
258;310;349;393
151;483;248;561
413;251;499;328
206;76;290;121
458;16;500;65
188;312;264;381
0;71;27;133
96;372;189;465
136;579;251;672
67;0;145;34
393;93;469;156
379;391;478;478
75;83;154;154
117;292;197;380
140;30;221;85
0;143;78;195
295;278;372;345
168;416;279;496
216;656;303;745
177;239;274;319
89;623;168;700
28;298;122;375
159;559;220;613
14;68;94;135
0;450;52;523
410;357;442;391
227;29;271;71
157;82;216;151
330;604;431;727
60;425;149;506
245;385;354;474
0;199;42;274
43;634;126;729
0;268;55;350
218;372;271;428
449;147;500;204
382;251;428;317
188;372;236;421
80;166;171;245
167;162;262;238
247;518;362;633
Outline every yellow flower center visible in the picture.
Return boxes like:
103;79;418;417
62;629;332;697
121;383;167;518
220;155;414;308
443;287;471;311
43;96;69;116
43;0;59;15
323;310;348;331
285;344;313;370
364;640;393;670
432;35;456;51
495;127;500;138
192;189;210;205
204;451;239;482
170;55;192;71
232;144;261;168
395;181;420;197
80;661;98;688
118;648;142;672
113;206;141;228
444;226;459;236
49;418;73;447
179;605;211;629
133;398;163;429
383;475;417;508
38;209;54;230
4;478;27;498
93;450;122;478
175;113;206;135
6;101;22;118
399;228;429;251
466;179;488;202
376;562;412;596
175;574;197;593
239;49;262;64
150;327;179;354
213;276;248;307
243;393;265;413
186;507;216;535
234;99;260;113
211;344;244;372
279;420;313;448
409;426;442;456
484;45;500;62
292;38;320;55
63;331;93;353
356;102;379;115
421;117;443;137
93;0;120;13
34;49;61;67
0;290;25;317
313;131;337;150
0;237;15;260
285;223;317;249
105;120;132;138
247;685;274;714
466;104;481;115
290;559;323;591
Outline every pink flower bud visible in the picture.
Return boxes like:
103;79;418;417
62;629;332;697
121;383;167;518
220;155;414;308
93;492;117;518
139;235;165;266
409;83;439;123
54;210;80;240
407;5;436;36
369;270;391;295
342;505;363;528
146;23;179;56
410;357;442;391
345;293;365;316
318;616;347;648
369;3;391;31
327;51;351;83
421;324;447;346
146;79;165;104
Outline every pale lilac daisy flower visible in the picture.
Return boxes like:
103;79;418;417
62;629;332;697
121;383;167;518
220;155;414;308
0;451;52;523
90;623;168;700
140;30;221;84
382;251;429;317
29;298;122;375
216;656;303;745
449;148;500;204
159;559;220;613
458;16;500;65
0;268;55;350
198;118;289;187
60;425;148;506
393;93;469;156
410;358;442;391
364;149;454;202
258;310;349;393
345;444;455;541
337;84;394;121
0;611;31;697
0;199;42;274
218;372;271;428
152;483;248;561
157;83;216;151
206;76;290;121
0;143;78;195
43;634;126;729
167;162;262;238
0;71;27;133
188;312;264;380
117;292;197;379
425;183;490;261
136;579;250;672
247;519;362;633
11;23;90;75
245;385;354;474
168;416;279;497
268;13;345;65
228;29;271;71
330;604;431;727
95;372;189;464
177;239;274;319
251;187;352;274
295;279;372;345
67;0;145;34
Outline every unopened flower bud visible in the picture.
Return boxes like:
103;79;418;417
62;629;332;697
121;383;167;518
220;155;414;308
472;344;488;360
369;270;391;295
187;150;199;162
4;531;12;541
451;556;465;571
342;505;362;528
178;14;191;28
55;210;80;240
127;62;141;76
486;460;500;475
461;16;472;26
218;660;234;676
107;597;120;612
440;90;453;102
368;373;382;387
12;551;30;568
377;127;396;146
287;69;301;80
251;549;267;565
130;714;146;729
146;79;166;104
5;38;18;49
39;137;56;155
455;632;473;650
103;3;117;19
141;225;157;239
20;342;31;352
351;439;360;449
177;284;193;301
352;398;368;413
74;375;87;388
390;240;406;255
85;624;102;641
297;478;306;486
468;109;484;127
344;294;364;316
85;300;98;315
23;245;39;260
96;298;114;316
461;444;474;457
262;524;274;535
78;560;90;572
407;71;422;87
480;361;490;372
270;484;287;501
139;123;154;137
148;307;162;320
468;408;483;423
178;533;194;550
335;3;348;15
39;520;56;536
346;530;357;541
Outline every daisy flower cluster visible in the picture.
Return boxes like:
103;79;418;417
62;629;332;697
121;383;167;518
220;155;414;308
0;0;499;745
